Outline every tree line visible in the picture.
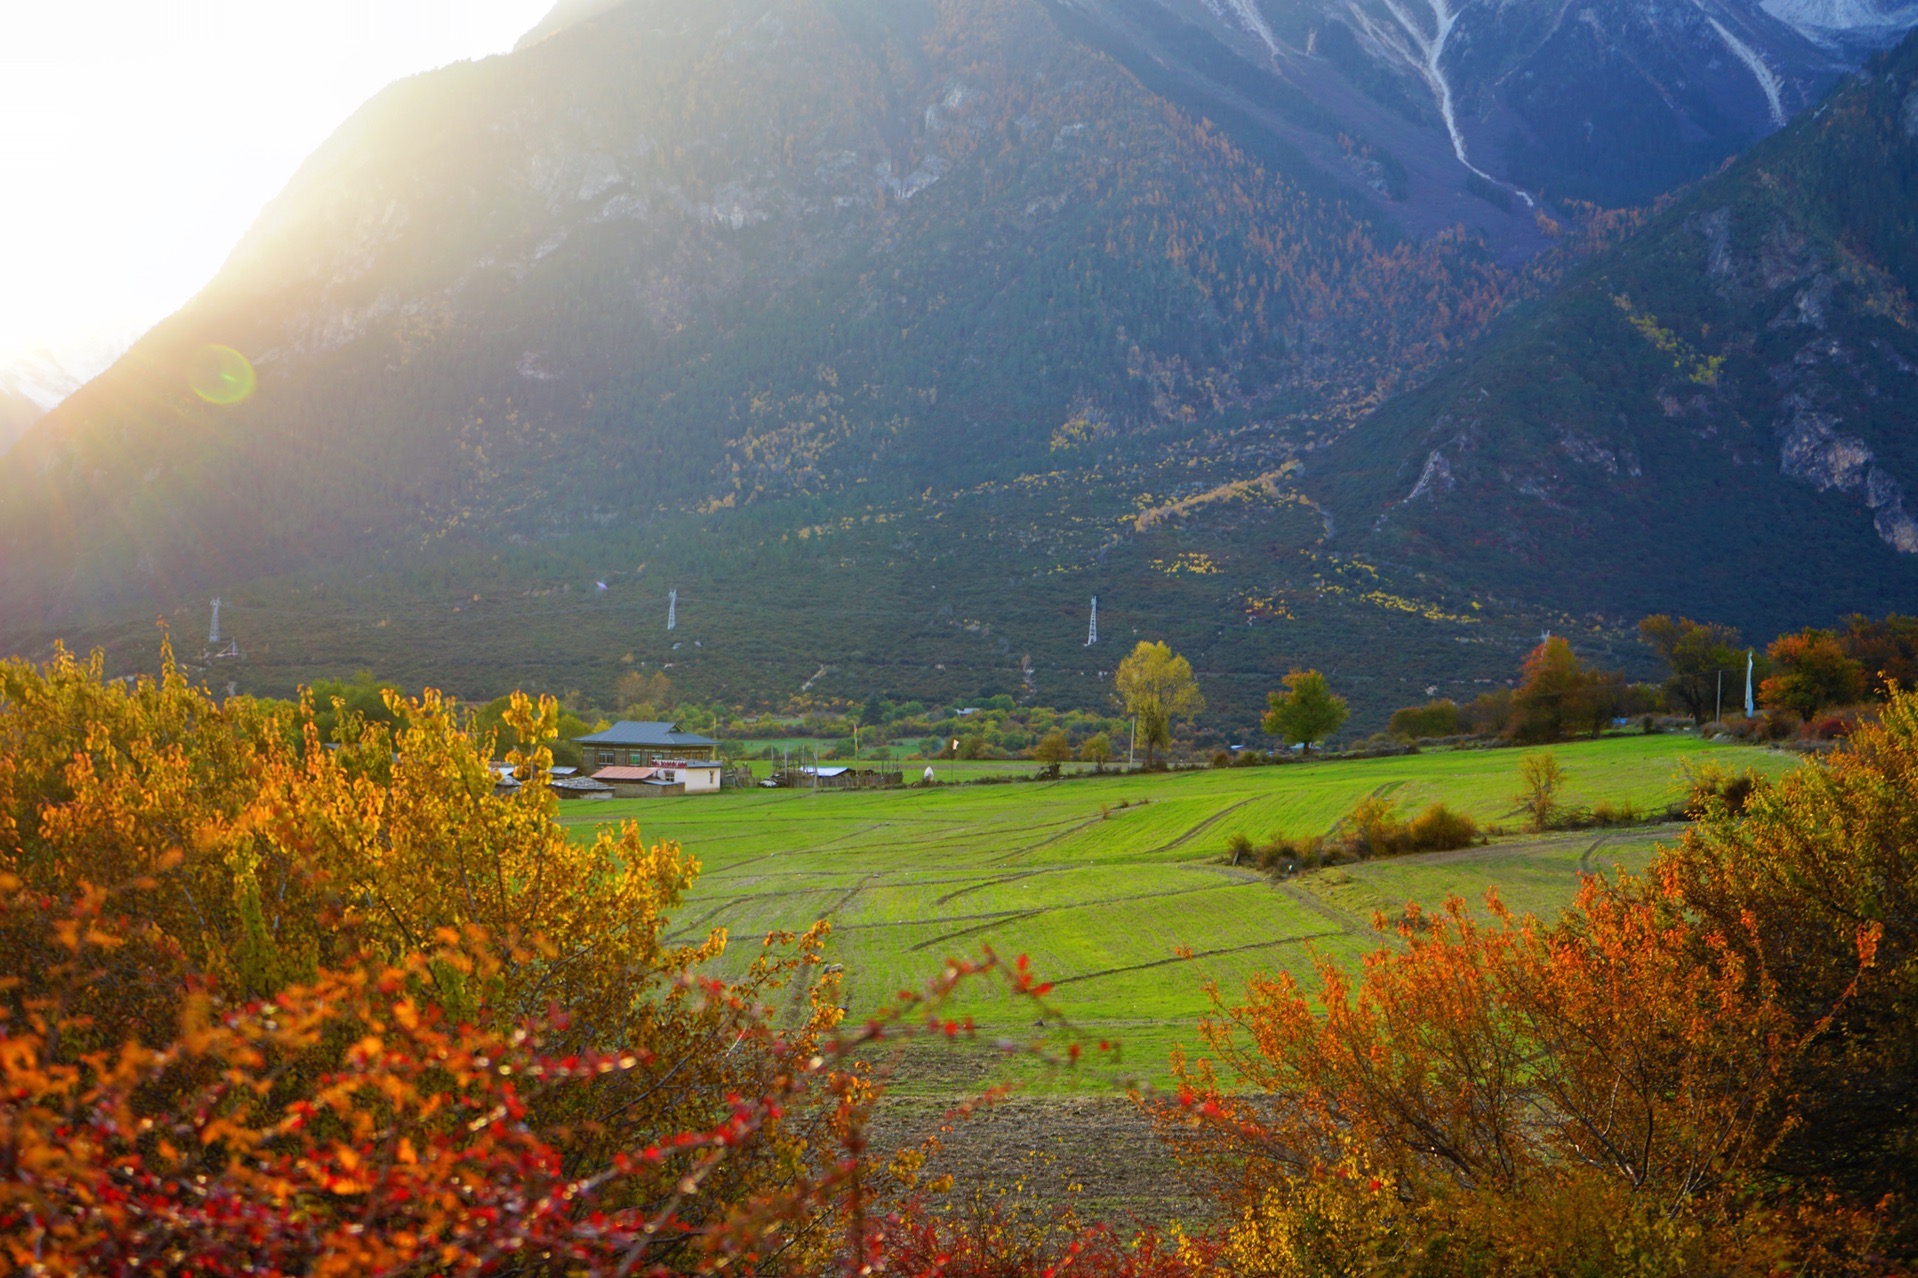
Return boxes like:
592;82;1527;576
1387;612;1918;748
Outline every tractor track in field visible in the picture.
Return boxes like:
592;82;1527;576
901;879;1263;952
696;822;908;880
1578;833;1614;876
987;813;1119;865
1048;929;1347;988
1144;797;1258;856
1273;881;1371;936
822;874;880;922
839;907;1033;933
908;909;1051;952
664;897;755;943
935;867;1067;907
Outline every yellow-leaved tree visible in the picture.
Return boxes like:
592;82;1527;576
0;640;1052;1273
1113;641;1204;769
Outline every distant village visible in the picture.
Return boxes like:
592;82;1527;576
494;720;906;800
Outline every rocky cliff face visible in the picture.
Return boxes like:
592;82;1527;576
1065;0;1915;218
1320;31;1918;635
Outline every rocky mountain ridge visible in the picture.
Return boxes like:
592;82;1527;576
1319;34;1918;640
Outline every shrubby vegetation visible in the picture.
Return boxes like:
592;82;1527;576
1384;611;1918;754
4;646;1913;1271
0;643;1060;1273
1229;794;1481;875
1165;691;1918;1271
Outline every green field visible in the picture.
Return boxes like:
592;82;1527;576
564;735;1798;1093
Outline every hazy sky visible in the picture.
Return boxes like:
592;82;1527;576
0;0;559;369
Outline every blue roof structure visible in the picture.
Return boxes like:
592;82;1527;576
572;720;718;749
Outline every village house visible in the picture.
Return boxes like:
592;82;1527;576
573;721;720;768
591;760;725;798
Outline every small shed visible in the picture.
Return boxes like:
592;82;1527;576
551;776;615;801
775;766;906;791
593;765;664;799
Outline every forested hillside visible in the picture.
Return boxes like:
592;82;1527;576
0;0;1547;724
2;0;1916;730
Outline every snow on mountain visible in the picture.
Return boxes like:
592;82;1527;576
0;335;134;456
1762;0;1918;42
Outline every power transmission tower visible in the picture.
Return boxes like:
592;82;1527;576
667;590;678;632
1086;596;1099;647
209;598;223;647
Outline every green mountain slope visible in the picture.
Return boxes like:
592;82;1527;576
1316;33;1918;643
9;3;1914;732
0;0;1553;729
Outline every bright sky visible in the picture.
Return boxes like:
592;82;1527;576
0;0;558;374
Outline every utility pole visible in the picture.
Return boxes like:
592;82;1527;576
1128;717;1137;769
209;598;223;648
1716;669;1724;724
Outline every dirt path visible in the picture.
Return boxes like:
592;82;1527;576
870;1095;1209;1224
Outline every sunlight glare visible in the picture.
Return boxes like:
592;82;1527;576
0;0;559;372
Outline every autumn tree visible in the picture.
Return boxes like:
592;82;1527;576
1514;750;1568;831
1760;629;1867;719
614;668;674;719
1081;732;1114;770
1840;612;1918;698
1640;615;1747;724
1262;669;1349;753
1461;687;1514;736
1387;699;1461;740
1161;877;1878;1275
1032;729;1072;771
1510;636;1617;742
1114;641;1204;768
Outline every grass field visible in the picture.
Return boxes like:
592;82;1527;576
563;734;1798;1095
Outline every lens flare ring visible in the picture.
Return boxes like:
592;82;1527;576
189;345;257;406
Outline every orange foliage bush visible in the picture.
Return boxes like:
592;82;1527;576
1159;869;1894;1274
0;642;1060;1274
6;644;1917;1274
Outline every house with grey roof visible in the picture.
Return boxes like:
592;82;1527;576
572;720;719;770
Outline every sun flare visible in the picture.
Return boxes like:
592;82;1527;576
0;0;556;369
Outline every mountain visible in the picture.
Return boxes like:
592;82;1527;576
0;0;1548;726
0;388;40;457
2;0;1915;732
1057;0;1911;222
0;338;137;457
1317;30;1918;643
